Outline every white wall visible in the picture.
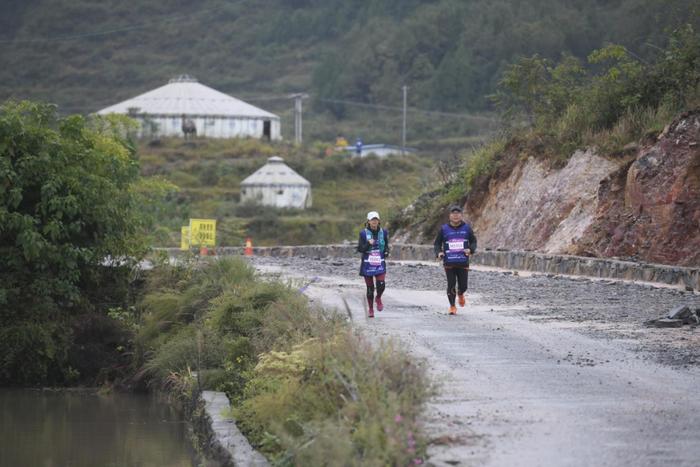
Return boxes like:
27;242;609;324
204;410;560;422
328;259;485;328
240;185;312;209
136;115;281;140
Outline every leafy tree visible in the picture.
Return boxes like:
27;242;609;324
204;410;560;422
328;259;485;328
0;101;148;385
503;25;698;124
493;54;585;124
649;24;700;108
492;24;699;154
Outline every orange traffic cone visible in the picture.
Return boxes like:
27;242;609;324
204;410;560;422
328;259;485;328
244;237;253;256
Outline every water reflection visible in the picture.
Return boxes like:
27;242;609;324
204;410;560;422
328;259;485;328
0;389;197;467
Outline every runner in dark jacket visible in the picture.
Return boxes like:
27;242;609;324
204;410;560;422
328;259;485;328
357;211;390;318
434;205;477;315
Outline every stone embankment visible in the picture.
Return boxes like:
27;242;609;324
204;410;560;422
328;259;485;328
193;391;268;467
163;244;700;291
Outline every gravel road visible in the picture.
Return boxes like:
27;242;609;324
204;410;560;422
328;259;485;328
250;255;700;467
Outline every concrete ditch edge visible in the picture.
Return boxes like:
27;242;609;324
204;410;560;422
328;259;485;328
157;244;699;291
194;390;269;467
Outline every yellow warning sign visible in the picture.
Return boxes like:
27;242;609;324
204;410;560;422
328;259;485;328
180;226;190;250
189;219;216;247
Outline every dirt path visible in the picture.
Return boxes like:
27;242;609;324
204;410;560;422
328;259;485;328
252;257;700;467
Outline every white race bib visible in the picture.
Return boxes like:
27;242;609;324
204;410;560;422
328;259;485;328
368;251;382;265
448;240;464;252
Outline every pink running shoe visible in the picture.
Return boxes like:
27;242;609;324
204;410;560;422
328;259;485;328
376;296;384;311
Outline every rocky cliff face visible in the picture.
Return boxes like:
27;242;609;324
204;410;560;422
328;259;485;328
575;111;700;266
406;111;700;267
463;150;621;254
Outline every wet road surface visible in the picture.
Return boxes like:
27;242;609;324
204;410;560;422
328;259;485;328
252;257;700;467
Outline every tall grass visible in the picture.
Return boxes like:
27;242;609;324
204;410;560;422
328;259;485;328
236;332;431;466
586;103;678;154
133;257;433;464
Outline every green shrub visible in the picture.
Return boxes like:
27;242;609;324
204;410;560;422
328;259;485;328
168;170;199;187
0;102;154;385
236;331;432;465
495;25;700;156
0;322;71;385
67;312;132;384
590;103;677;154
209;280;295;337
142;326;226;383
137;291;183;347
460;138;507;194
254;297;345;354
179;257;255;313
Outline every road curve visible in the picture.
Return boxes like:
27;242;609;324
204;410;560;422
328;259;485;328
255;260;700;467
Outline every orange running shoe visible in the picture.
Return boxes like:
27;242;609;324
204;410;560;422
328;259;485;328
449;305;457;315
458;294;466;307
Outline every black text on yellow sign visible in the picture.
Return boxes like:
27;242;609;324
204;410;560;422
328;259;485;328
188;219;217;247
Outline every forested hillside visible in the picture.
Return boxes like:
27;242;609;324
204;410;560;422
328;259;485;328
1;0;697;142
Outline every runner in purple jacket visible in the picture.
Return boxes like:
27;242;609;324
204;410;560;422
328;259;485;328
434;205;477;315
357;211;390;318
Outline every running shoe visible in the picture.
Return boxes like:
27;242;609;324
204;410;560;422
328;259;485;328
458;294;466;307
368;309;374;318
449;305;457;315
376;296;384;311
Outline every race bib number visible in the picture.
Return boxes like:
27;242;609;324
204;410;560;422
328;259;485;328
368;251;382;266
448;240;464;252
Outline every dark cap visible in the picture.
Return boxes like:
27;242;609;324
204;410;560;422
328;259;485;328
448;205;463;213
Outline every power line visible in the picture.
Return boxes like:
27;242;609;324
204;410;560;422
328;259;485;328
250;94;498;122
0;5;228;44
45;90;497;126
241;95;292;102
318;97;498;123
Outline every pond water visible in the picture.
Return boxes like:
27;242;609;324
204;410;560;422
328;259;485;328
0;389;198;467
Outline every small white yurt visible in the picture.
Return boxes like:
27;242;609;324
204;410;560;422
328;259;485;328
96;75;281;140
240;156;312;209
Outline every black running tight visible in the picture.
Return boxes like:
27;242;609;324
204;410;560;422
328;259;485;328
445;267;468;306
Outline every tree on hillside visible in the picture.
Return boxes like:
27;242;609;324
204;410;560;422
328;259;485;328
0;101;148;385
494;25;700;130
489;24;700;157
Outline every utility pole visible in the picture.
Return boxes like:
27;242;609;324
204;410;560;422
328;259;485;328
289;93;308;144
402;85;408;155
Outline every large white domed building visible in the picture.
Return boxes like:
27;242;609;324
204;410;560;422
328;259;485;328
97;75;281;140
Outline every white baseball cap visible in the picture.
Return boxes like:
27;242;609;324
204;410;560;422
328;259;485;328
366;211;380;220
